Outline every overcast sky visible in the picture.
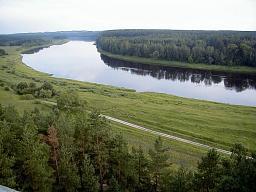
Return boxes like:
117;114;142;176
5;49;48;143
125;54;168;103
0;0;255;34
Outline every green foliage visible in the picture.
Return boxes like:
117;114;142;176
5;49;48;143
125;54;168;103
15;81;55;98
97;30;256;67
57;91;85;112
19;115;53;192
0;97;255;191
193;149;220;191
4;86;9;91
107;176;121;192
80;156;99;192
161;167;193;192
149;137;170;191
0;48;7;56
130;146;151;191
20;94;34;100
0;121;16;188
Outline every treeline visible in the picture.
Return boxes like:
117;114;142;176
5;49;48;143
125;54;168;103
97;29;256;67
0;31;99;46
0;92;255;192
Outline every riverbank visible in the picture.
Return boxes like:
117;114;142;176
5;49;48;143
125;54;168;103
1;41;256;168
98;49;256;75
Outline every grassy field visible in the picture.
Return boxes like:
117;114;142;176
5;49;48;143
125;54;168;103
110;122;209;169
0;41;256;168
99;49;256;74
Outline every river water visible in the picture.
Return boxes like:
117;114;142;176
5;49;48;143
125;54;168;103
22;41;256;106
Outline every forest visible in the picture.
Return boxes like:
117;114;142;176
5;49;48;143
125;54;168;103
0;89;255;192
0;31;99;46
97;30;256;67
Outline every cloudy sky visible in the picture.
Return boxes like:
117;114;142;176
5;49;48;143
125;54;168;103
0;0;255;34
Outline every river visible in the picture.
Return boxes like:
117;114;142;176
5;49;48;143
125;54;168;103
22;41;256;106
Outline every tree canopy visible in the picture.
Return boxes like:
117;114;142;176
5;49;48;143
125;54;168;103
97;29;256;67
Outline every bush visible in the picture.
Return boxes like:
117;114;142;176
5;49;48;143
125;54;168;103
15;81;56;98
0;48;7;56
20;94;34;100
41;81;53;90
4;86;9;91
33;100;41;104
38;89;53;98
17;82;28;89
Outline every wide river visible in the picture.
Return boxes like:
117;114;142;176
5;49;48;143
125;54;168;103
22;41;256;106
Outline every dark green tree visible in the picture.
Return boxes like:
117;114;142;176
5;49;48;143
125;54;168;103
80;155;99;192
0;121;16;188
149;137;170;192
19;118;53;192
194;149;220;192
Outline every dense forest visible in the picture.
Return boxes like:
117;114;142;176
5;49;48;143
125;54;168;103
0;87;255;192
97;30;256;67
0;31;99;46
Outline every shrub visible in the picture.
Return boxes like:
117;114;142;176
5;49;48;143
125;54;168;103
0;48;7;56
20;94;34;100
4;86;9;91
41;81;53;90
16;82;28;91
38;89;53;98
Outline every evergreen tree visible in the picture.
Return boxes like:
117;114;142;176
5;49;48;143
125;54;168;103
149;137;170;192
0;121;16;188
56;113;80;192
108;134;130;189
107;176;121;192
80;155;99;192
130;146;150;191
194;149;220;192
89;111;110;192
19;117;53;192
162;167;193;192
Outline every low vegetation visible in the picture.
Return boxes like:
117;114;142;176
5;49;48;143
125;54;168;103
14;81;57;98
0;49;7;56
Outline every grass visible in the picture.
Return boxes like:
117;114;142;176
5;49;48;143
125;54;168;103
0;41;256;168
99;49;256;75
110;121;209;169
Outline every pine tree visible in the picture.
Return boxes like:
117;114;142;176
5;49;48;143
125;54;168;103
89;111;110;192
107;176;121;192
80;155;99;192
57;113;80;192
19;119;53;192
108;134;130;188
193;149;220;192
149;137;170;192
0;121;16;188
130;146;150;191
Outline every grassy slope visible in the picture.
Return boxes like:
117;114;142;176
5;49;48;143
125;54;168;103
99;49;256;74
110;121;210;169
0;42;255;168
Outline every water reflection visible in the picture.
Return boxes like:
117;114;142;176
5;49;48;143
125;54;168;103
101;54;256;92
21;41;256;106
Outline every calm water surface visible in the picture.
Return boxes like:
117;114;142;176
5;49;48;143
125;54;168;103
22;41;256;106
